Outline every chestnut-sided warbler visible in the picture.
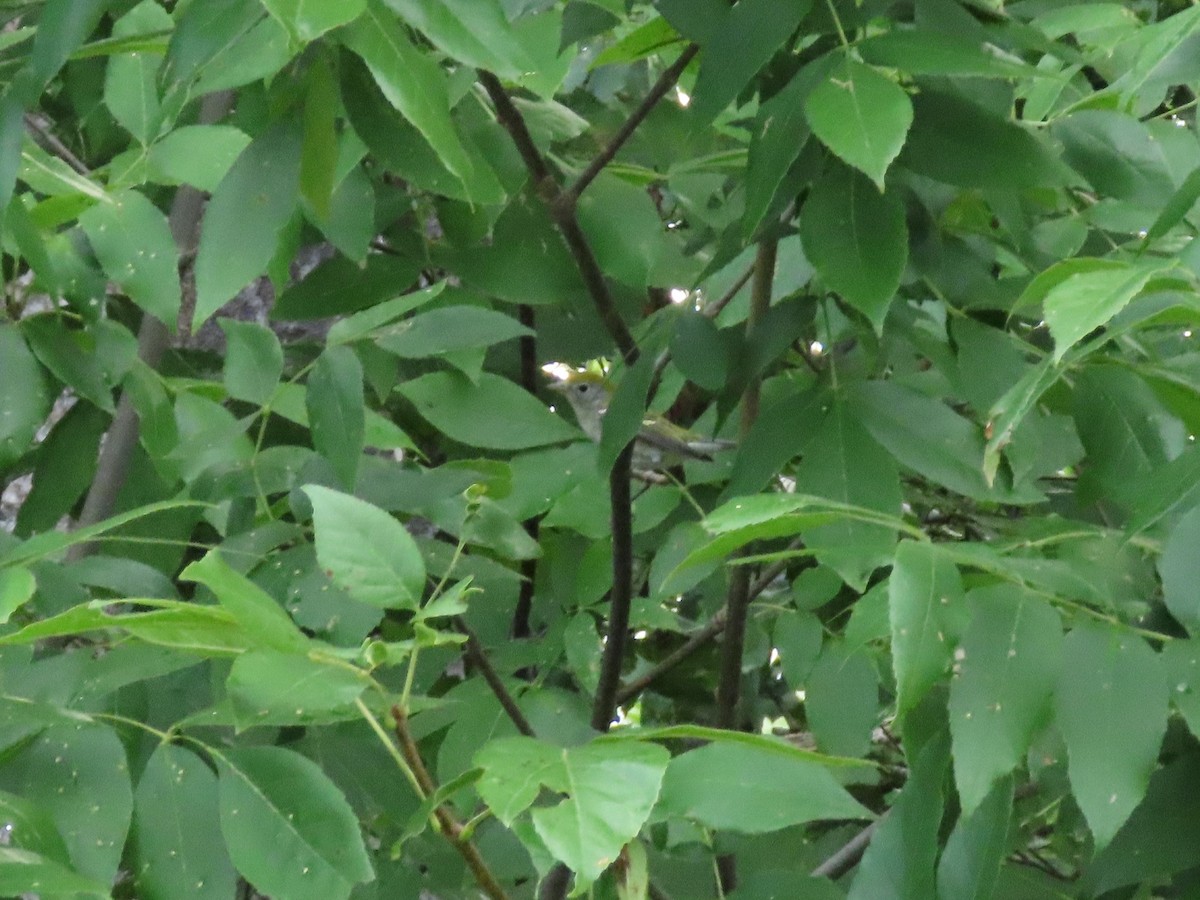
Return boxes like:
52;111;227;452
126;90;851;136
548;370;734;469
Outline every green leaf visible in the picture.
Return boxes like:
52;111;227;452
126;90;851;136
0;566;35;624
889;541;964;719
226;650;371;727
146;125;251;192
102;1;171;144
375;305;531;358
306;345;365;490
304;485;426;610
0;848;109;898
848;725;949;900
743;71;811;239
792;397;902;588
382;0;535;78
274;253;422;320
948;586;1061;813
805;56;912;189
1159;504;1200;634
657;741;870;833
857;30;1037;78
591;16;679;68
25;0;108;97
805;640;880;758
263;0;366;42
1056;624;1168;849
936;775;1013;900
340;1;474;189
79;190;181;327
800;162;906;332
400;371;579;450
22;316;115;412
1143;164;1200;245
670;311;730;391
218;746;374;900
598;352;655;472
299;52;339;220
181;551;309;653
220;319;283;406
690;0;813;121
851;381;1039;504
1042;259;1174;361
134;744;237;900
0;721;132;884
193;120;303;328
900;89;1068;190
475;737;669;885
1053;110;1175;207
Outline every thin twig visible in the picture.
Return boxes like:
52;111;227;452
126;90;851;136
23;113;88;175
615;538;802;705
809;816;883;880
391;706;512;900
455;616;535;737
478;71;638;364
714;237;777;731
561;44;699;207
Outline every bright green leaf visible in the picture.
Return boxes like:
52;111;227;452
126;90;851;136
306;345;365;490
218;746;373;900
220;319;283;406
304;485;426;610
805;56;912;189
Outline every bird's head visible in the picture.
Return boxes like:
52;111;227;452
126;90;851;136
546;369;612;440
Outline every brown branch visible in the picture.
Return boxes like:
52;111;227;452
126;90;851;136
391;705;512;900
591;443;636;732
23;113;88;175
67;90;233;562
561;45;699;207
809;816;884;880
513;307;539;639
714;238;777;730
615;538;802;705
456;616;535;737
478;70;638;364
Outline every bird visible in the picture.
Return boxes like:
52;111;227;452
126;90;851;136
547;369;734;470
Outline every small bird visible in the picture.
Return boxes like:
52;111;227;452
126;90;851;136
548;369;734;469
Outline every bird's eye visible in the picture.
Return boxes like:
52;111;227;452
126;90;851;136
577;384;590;394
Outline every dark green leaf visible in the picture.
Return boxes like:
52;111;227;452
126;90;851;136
800;162;906;331
306;345;365;490
263;0;365;42
193;120;303;327
220;319;283;406
80;191;181;327
805;56;912;189
1056;624;1168;849
657;741;870;833
690;0;812;121
134;744;237;900
401;371;579;450
227;650;371;727
948;586;1060;812
375;305;531;358
22;316;114;412
936;775;1013;900
341;0;474;188
382;0;535;78
273;254;422;320
218;746;374;900
0;324;51;468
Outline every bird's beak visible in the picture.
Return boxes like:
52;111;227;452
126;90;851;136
546;380;569;394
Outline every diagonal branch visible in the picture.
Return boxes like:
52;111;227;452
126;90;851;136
615;538;803;705
561;44;699;208
391;705;511;900
478;70;638;364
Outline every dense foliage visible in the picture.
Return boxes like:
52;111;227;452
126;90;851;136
2;0;1200;897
